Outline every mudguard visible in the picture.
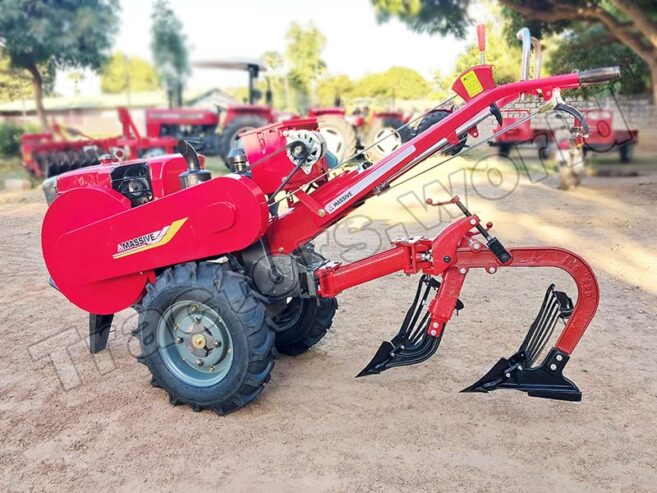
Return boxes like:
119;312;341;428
42;175;269;314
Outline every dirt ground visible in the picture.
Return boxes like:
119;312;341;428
1;156;656;492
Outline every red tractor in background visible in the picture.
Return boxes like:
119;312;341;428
144;108;222;156
192;59;276;161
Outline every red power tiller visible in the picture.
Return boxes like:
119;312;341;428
41;26;612;414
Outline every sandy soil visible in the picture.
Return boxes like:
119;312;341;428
1;158;656;492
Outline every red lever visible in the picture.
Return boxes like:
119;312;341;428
477;24;486;53
426;195;461;207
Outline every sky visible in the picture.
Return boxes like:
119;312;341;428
56;0;482;96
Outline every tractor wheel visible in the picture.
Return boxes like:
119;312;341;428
219;115;268;169
415;110;467;155
619;142;634;163
317;116;357;164
363;117;413;162
273;297;338;356
497;143;512;158
134;262;275;414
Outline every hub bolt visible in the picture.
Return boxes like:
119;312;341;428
208;366;215;373
175;337;183;344
196;359;204;366
191;305;198;312
214;340;222;348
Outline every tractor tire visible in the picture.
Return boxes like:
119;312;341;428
317;116;357;164
273;297;338;356
134;262;275;415
619;142;634;163
364;117;413;162
497;143;512;158
415;110;467;155
219;115;268;169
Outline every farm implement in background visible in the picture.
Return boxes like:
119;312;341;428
21;108;179;178
40;25;613;414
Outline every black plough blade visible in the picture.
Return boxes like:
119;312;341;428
462;284;582;401
357;275;461;377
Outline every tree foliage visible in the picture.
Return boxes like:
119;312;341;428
352;67;432;100
151;0;189;106
285;22;327;88
100;52;161;93
0;56;35;103
547;24;650;96
0;0;119;127
370;0;657;99
371;0;472;38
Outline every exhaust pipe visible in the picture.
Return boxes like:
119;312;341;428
178;140;211;189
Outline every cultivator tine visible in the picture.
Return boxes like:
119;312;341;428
357;275;459;377
462;285;581;401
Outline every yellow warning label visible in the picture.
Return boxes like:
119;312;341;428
460;71;484;98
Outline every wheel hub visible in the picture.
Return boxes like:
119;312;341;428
157;301;234;387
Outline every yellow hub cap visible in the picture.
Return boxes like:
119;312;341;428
191;333;206;349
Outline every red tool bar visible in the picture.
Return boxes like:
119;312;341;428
453;247;599;354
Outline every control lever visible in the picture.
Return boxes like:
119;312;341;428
426;195;511;263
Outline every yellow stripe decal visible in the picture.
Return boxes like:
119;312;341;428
113;218;188;259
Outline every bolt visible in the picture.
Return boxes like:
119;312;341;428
208;366;215;373
433;322;439;329
473;242;481;250
443;256;451;263
318;209;326;217
518;365;523;371
214;340;222;348
550;363;557;371
191;304;198;312
470;218;476;225
430;330;437;336
459;267;467;274
196;359;204;366
488;267;496;274
505;372;511;378
174;324;180;330
194;316;201;322
175;337;183;344
278;247;284;253
556;354;563;362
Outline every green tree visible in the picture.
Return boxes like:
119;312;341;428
371;0;472;37
0;56;33;103
547;24;650;96
353;67;431;100
151;0;189;107
370;0;657;100
0;0;119;128
285;22;327;106
317;74;355;106
100;52;161;94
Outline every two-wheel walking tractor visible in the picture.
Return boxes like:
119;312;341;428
40;27;613;414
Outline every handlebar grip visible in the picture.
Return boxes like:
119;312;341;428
579;66;621;86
